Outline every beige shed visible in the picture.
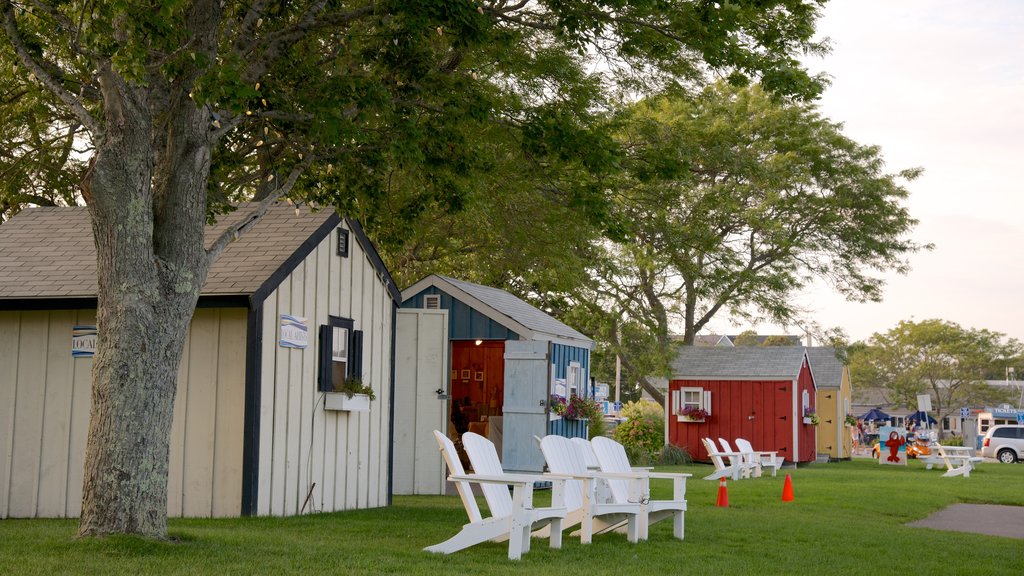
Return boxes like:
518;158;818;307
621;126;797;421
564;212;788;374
0;203;399;518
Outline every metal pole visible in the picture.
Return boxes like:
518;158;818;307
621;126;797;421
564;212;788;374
614;354;621;404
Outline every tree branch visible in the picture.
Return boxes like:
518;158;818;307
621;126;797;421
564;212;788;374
1;0;101;135
206;152;316;264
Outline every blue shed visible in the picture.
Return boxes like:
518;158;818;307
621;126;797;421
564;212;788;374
395;274;594;479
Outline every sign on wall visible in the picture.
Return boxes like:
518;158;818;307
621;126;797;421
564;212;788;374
279;314;308;349
72;325;97;358
878;426;907;466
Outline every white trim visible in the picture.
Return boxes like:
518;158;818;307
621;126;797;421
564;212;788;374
792;379;799;462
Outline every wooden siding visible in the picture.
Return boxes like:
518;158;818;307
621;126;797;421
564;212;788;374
0;308;245;519
403;288;519;341
256;220;392;516
550;343;590;397
667;367;817;464
796;359;816;463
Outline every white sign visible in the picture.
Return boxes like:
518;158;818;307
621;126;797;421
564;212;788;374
960;407;970;419
279;315;308;349
72;326;97;358
916;394;932;413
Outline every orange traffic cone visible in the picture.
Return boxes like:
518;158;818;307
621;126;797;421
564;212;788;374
716;477;729;507
782;473;794;502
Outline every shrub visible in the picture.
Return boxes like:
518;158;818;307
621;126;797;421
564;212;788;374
613;400;665;463
940;435;964;446
657;443;692;465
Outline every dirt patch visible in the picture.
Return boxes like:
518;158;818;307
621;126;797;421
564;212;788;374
907;504;1024;539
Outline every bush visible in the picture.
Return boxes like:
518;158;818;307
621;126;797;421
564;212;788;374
940;435;964;446
656;443;692;465
613;400;665;464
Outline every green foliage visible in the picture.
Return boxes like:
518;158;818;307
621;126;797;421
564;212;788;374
656;443;692;465
332;376;376;401
849;319;1020;423
613;400;665;463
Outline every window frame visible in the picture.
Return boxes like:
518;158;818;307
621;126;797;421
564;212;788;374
319;316;359;392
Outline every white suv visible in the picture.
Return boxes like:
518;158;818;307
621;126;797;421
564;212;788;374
981;425;1024;463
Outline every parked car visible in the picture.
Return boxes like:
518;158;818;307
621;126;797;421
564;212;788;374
980;424;1024;463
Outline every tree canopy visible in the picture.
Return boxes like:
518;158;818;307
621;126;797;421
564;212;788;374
562;83;926;401
848;319;1019;436
1;0;833;538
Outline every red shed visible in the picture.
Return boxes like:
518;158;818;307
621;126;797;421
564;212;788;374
666;346;817;464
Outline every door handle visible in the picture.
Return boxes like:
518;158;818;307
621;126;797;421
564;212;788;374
539;399;546;406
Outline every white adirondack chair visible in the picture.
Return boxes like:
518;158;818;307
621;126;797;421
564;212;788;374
425;431;567;560
719;437;760;478
700;437;743;481
591;436;690;541
571;437;601;470
539;434;643;544
735;438;782;477
933;444;984;478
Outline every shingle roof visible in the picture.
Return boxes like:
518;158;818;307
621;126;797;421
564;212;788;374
0;203;335;299
805;347;845;389
671;346;807;380
403;274;593;345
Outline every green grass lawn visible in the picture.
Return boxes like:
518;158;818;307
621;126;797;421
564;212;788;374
2;459;1022;575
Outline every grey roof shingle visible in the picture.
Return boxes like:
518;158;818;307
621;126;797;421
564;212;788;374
0;203;334;299
805;347;846;389
671;346;808;380
414;274;592;345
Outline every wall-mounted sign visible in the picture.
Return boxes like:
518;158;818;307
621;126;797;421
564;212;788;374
72;326;97;358
280;314;308;348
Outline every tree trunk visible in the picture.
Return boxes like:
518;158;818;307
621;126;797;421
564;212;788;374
77;63;212;538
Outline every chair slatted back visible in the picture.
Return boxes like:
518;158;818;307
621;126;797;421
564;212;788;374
462;432;514;519
571;437;600;469
539;435;586;511
590;436;633;505
432;430;482;523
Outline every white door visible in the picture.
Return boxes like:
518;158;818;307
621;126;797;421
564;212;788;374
393;309;449;495
502;340;550;473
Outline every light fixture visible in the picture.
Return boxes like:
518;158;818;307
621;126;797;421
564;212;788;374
474;339;483;346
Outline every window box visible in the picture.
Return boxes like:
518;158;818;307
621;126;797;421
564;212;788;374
325;392;371;412
803;417;813;424
677;415;705;423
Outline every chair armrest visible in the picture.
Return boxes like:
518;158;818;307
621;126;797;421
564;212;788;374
646;472;692;480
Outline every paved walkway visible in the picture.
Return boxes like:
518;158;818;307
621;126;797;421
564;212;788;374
907;504;1024;539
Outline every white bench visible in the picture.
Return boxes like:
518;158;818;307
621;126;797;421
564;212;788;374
921;445;983;477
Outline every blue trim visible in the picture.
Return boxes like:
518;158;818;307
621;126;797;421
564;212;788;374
387;303;397;506
345;218;402;304
240;304;263;516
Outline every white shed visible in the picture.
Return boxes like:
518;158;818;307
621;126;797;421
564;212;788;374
0;203;399;518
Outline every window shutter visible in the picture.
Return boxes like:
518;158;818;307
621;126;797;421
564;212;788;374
351;329;364;380
703;390;712;415
318;324;332;392
671;389;681;414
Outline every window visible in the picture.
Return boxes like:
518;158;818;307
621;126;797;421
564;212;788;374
318;316;363;392
567;362;581;397
672;387;711;417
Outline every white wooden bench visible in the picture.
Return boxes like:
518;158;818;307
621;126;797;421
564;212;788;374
921;444;983;477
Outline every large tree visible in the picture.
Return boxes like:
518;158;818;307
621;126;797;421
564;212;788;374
1;0;830;538
571;84;926;402
849;319;1019;437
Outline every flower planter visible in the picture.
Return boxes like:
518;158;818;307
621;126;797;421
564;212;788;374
325;392;370;412
802;417;814;425
677;415;705;423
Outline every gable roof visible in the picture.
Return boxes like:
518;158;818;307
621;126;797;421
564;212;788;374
0;203;400;306
805;347;846;389
671;345;808;380
401;274;593;347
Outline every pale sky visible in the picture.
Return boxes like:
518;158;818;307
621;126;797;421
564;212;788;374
713;0;1024;343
